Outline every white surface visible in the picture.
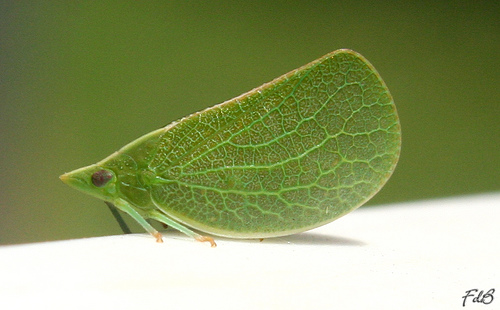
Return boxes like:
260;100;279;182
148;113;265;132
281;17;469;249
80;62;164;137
0;193;499;309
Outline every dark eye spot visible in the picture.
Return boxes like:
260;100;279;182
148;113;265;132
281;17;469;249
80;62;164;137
91;170;113;187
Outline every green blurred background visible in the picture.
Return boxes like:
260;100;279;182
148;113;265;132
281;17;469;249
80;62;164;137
1;1;498;245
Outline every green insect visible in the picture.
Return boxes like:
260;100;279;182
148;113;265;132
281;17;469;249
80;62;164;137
60;49;401;247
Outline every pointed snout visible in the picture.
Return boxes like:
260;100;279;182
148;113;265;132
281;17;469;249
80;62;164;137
59;165;93;189
59;172;70;183
59;171;82;188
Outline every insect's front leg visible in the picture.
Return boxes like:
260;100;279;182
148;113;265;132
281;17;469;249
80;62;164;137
104;201;132;235
113;199;164;243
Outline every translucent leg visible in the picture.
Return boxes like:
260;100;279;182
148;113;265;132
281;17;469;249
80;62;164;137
113;199;163;243
104;201;132;234
148;210;217;247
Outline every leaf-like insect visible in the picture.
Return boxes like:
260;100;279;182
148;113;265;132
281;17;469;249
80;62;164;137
60;49;401;247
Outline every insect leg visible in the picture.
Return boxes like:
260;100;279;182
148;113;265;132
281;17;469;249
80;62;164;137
148;210;217;247
113;199;163;243
104;201;132;234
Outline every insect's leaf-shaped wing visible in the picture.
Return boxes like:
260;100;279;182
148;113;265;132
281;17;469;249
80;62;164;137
149;49;401;237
